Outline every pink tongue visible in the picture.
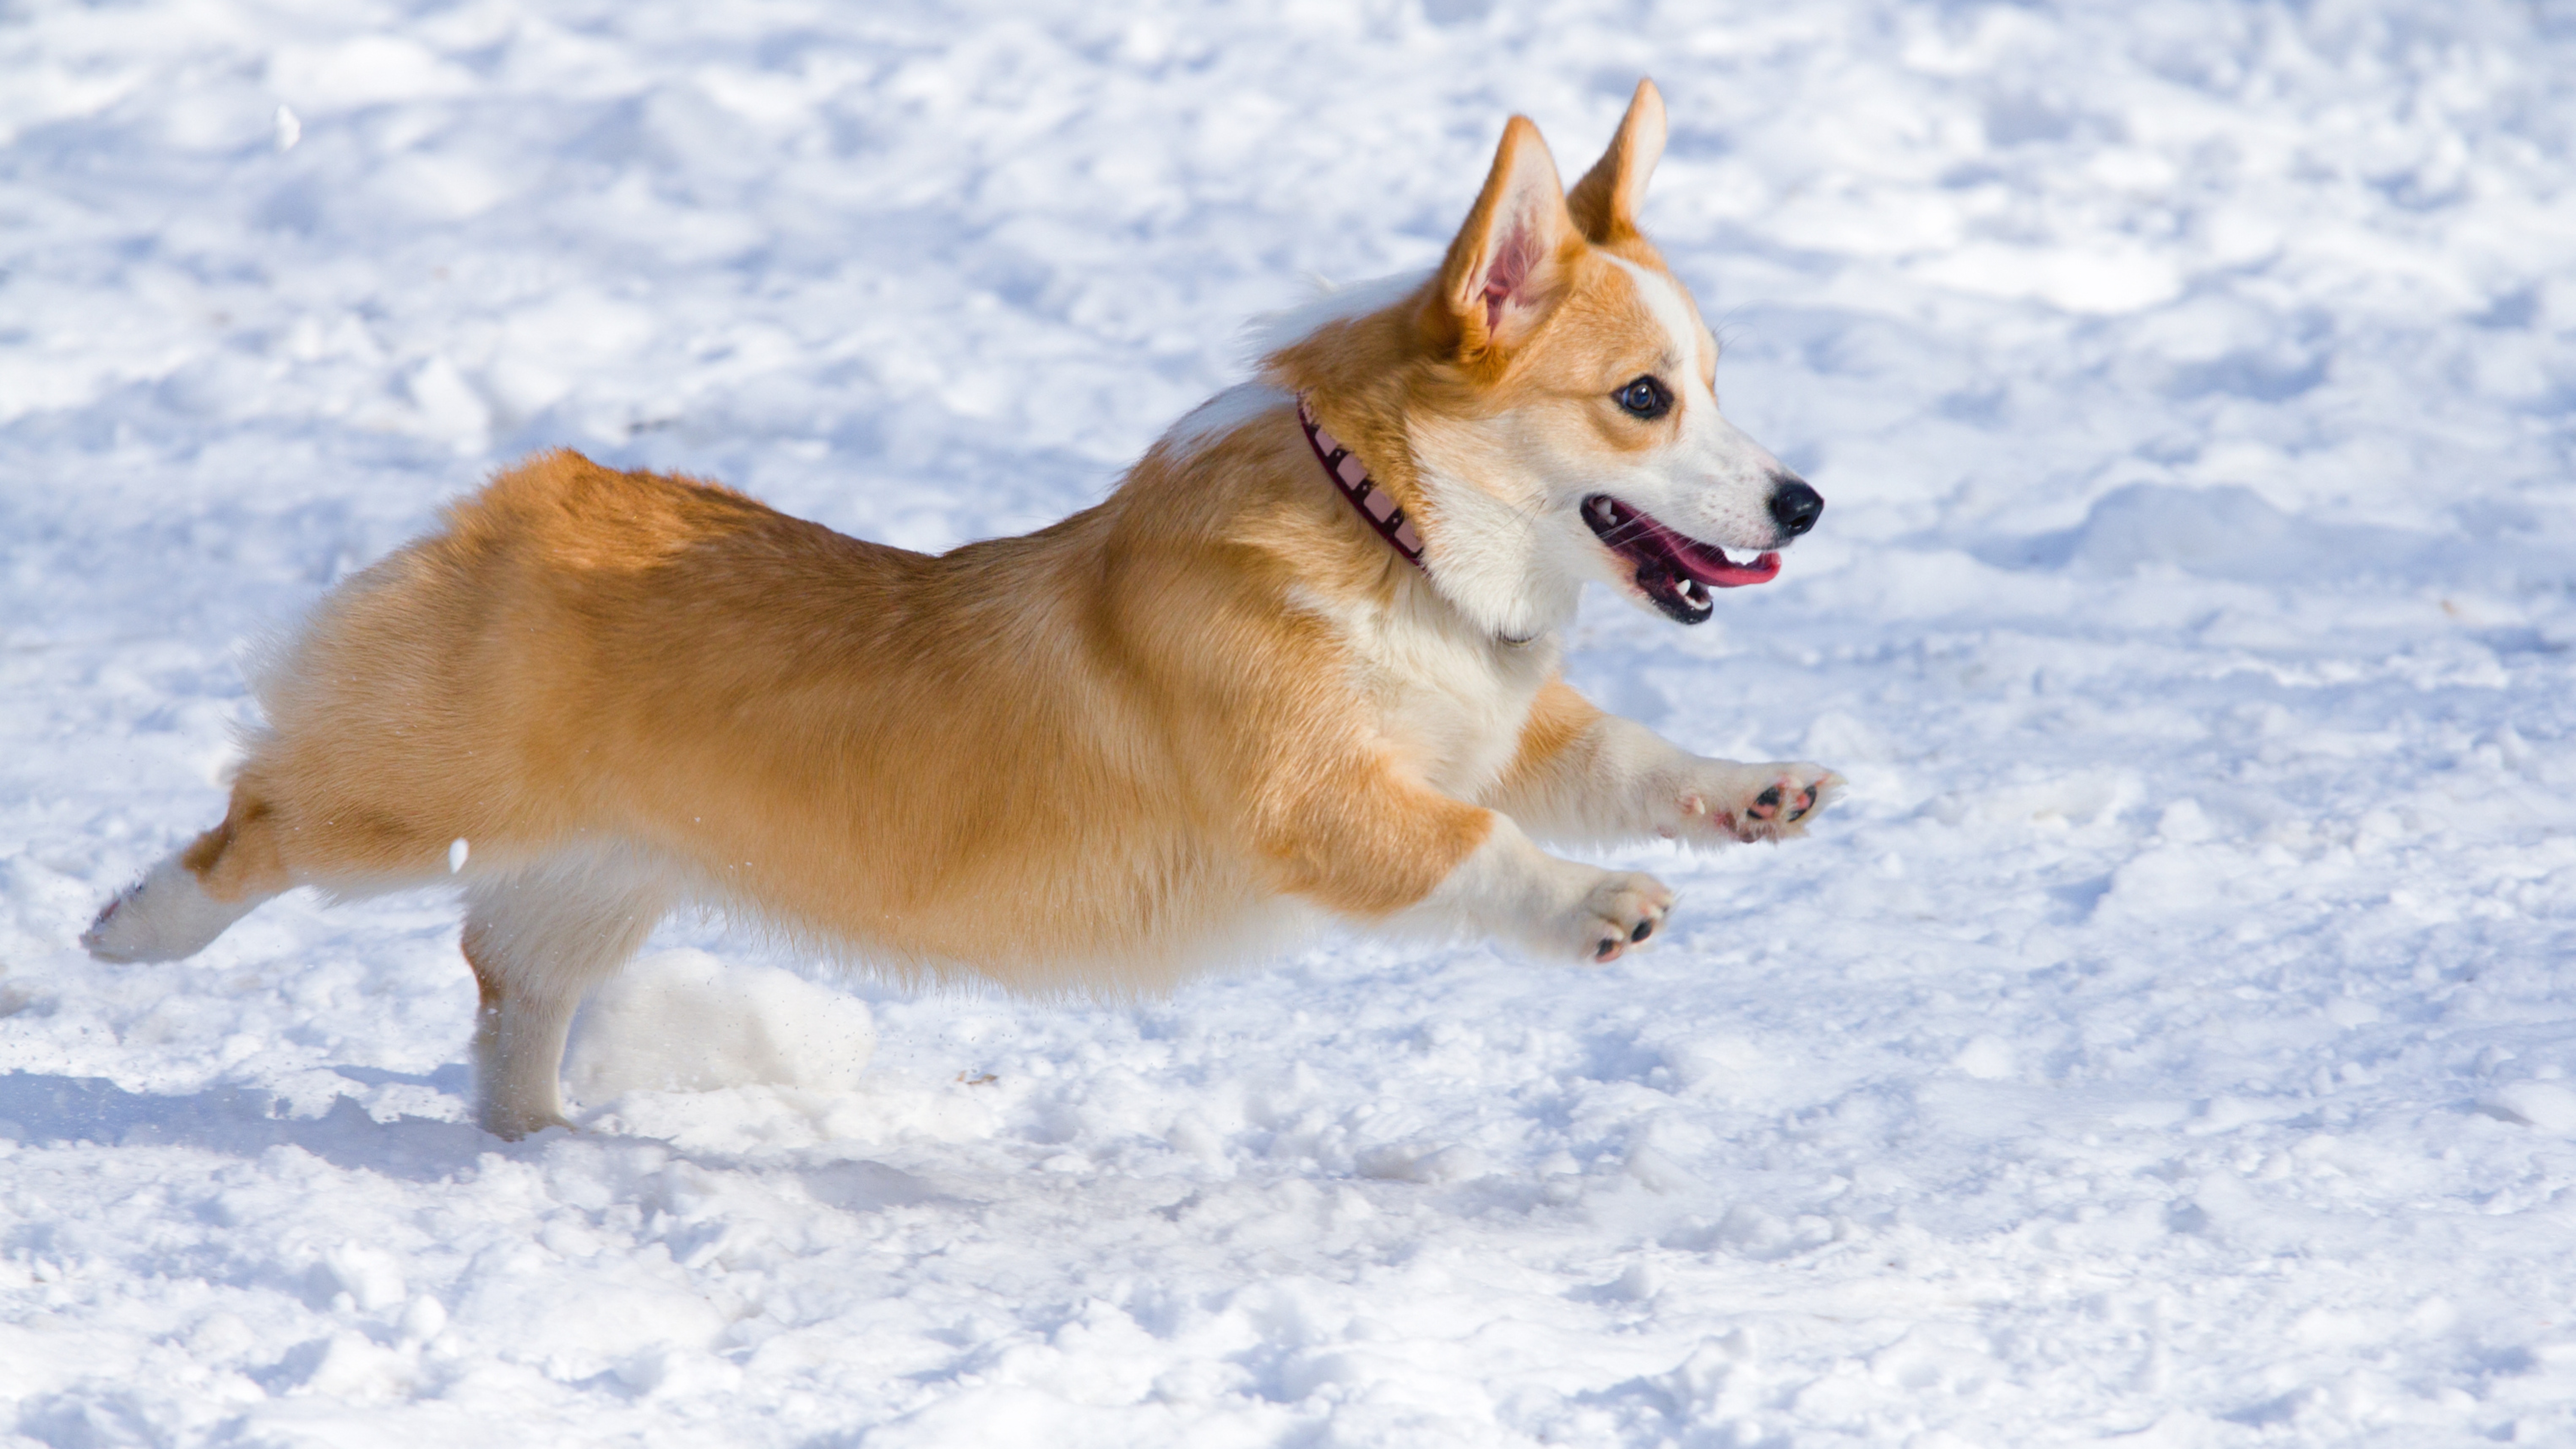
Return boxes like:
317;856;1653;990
1679;547;1781;588
1630;511;1782;587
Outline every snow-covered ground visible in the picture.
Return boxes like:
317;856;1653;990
6;0;2576;1442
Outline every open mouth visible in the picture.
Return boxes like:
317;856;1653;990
1582;495;1780;624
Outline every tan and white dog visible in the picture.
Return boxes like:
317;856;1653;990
85;80;1841;1138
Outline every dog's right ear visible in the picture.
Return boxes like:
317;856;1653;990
1567;79;1667;244
1431;116;1579;360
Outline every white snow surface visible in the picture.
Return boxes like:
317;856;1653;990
6;0;2576;1443
564;950;877;1100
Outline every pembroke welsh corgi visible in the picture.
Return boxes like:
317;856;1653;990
86;80;1841;1137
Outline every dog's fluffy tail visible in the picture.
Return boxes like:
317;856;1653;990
82;854;262;963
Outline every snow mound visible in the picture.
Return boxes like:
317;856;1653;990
1984;482;2409;583
563;949;874;1100
2483;1080;2576;1133
2062;483;2312;579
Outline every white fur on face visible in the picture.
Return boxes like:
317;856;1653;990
1410;257;1795;635
1593;256;1786;554
1411;417;1591;643
1236;261;1792;640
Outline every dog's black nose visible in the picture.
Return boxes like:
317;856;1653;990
1768;477;1823;538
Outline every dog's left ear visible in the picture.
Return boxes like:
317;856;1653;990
1566;79;1667;244
1433;116;1579;358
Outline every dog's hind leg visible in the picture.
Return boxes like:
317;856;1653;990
460;857;671;1139
84;785;296;963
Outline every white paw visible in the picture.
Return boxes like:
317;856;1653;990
478;1105;577;1141
82;857;256;963
1558;869;1674;964
1668;761;1845;845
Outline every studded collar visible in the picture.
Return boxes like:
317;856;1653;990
1295;395;1424;571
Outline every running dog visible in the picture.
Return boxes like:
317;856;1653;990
86;80;1841;1137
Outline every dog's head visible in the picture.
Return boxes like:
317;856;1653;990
1270;81;1821;638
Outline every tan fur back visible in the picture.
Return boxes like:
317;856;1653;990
222;428;1482;995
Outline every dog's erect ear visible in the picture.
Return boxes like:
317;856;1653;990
1566;79;1667;244
1434;116;1578;357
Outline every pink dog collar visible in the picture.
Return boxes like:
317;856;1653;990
1297;395;1424;569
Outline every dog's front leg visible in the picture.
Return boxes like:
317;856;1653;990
1256;759;1674;964
1486;680;1844;849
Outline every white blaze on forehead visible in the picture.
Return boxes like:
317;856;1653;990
1605;256;1703;385
1593;254;1786;550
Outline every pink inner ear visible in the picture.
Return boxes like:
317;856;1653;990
1480;209;1544;335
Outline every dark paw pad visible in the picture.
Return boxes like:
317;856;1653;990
1630;918;1654;943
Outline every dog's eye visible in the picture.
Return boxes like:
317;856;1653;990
1614;376;1671;420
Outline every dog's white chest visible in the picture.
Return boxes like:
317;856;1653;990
1358;608;1554;800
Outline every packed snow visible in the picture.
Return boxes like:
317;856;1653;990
6;0;2576;1443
